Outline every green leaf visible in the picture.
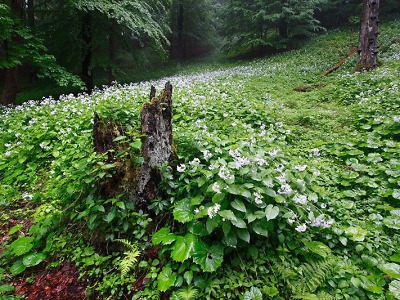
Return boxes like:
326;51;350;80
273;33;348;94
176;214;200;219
383;216;400;230
218;210;237;221
103;210;116;223
158;266;177;291
252;221;269;237
171;234;197;262
393;189;400;200
390;253;400;263
231;199;246;213
206;217;220;234
304;241;332;258
389;280;400;298
0;284;14;293
153;228;177;245
183;270;193;285
344;226;367;241
192;242;224;272
237;228;250;243
130;140;142;150
265;205;279;221
10;260;26;276
231;217;247;228
10;237;34;256
173;200;193;223
22;252;46;267
52;150;60;158
113;135;126;142
8;224;23;235
380;263;400;279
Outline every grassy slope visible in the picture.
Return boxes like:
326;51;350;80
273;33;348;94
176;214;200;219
1;18;400;299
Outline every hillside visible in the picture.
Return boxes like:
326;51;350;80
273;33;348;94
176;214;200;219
1;18;400;299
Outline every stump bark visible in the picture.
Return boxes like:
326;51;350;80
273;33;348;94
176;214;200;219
93;82;174;208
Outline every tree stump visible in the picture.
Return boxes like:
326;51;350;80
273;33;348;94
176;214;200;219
93;82;174;208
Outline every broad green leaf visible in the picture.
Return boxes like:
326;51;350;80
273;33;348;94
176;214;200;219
252;222;269;237
173;200;193;223
219;210;237;221
227;185;242;195
8;224;23;235
10;260;26;276
344;226;367;242
390;253;400;263
389;280;400;298
380;263;400;279
103;210;116;223
190;195;204;206
171;234;197;262
113;135;126;142
212;192;225;203
10;237;34;256
304;241;331;258
231;217;247;228
192;242;224;272
265;205;279;221
383;216;400;230
157;266;177;291
0;284;14;293
206;217;220;234
393;189;400;200
223;232;237;247
231;199;246;213
237;228;250;243
129;140;142;150
153;228;176;245
22;252;46;267
52;150;60;158
343;190;357;198
183;270;193;285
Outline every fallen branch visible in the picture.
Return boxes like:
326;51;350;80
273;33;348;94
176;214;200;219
293;82;327;92
322;46;358;76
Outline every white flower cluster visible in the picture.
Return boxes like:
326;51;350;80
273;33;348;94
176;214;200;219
278;183;292;195
295;165;307;171
203;150;212;160
22;192;34;201
293;193;307;205
310;148;320;157
268;149;279;157
177;164;186;172
207;203;221;219
254;192;263;205
295;223;307;232
229;149;251;169
308;214;334;228
218;166;234;181
212;182;221;194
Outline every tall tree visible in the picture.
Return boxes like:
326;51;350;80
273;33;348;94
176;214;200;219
355;0;380;72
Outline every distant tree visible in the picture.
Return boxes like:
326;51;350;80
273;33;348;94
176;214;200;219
0;2;82;106
169;0;218;60
355;0;380;72
220;0;328;57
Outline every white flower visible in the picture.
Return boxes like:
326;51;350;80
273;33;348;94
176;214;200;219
22;192;34;201
310;148;320;157
5;151;11;157
4;143;11;148
15;133;21;138
313;170;321;176
293;194;307;205
394;116;400;122
194;208;200;214
268;149;279;157
320;203;327;209
208;203;221;219
295;165;307;171
278;184;292;195
203;150;212;160
254;192;263;205
218;166;234;181
212;182;221;194
276;173;286;183
177;164;186;172
189;158;200;165
295;224;307;232
275;164;284;173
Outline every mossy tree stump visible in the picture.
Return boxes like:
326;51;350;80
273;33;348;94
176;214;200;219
93;82;174;208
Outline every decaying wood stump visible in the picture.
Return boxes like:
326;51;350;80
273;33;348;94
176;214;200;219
93;82;174;207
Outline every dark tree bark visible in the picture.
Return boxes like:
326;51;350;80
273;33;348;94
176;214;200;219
108;20;117;85
93;82;174;208
27;0;35;28
81;11;94;91
1;0;24;106
177;3;184;60
356;0;380;72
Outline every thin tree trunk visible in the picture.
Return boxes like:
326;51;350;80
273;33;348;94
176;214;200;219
177;3;184;60
108;20;117;85
81;11;94;91
355;0;380;72
1;0;24;106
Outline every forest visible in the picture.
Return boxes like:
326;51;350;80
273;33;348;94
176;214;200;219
1;0;400;299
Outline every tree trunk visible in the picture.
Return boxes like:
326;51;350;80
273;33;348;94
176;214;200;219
108;20;117;85
177;3;184;60
355;0;380;72
81;11;94;91
93;82;174;208
1;0;24;106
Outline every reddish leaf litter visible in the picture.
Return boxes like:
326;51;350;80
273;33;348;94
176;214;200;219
14;262;87;300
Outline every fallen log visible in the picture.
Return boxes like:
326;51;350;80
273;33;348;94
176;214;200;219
322;46;358;76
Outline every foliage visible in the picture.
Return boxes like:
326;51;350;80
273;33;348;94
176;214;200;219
1;17;400;299
115;239;141;277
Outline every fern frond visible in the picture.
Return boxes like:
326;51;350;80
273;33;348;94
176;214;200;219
176;286;198;300
293;291;336;300
115;239;141;277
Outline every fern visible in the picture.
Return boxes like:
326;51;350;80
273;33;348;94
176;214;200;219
115;239;140;277
293;291;336;300
172;286;198;300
